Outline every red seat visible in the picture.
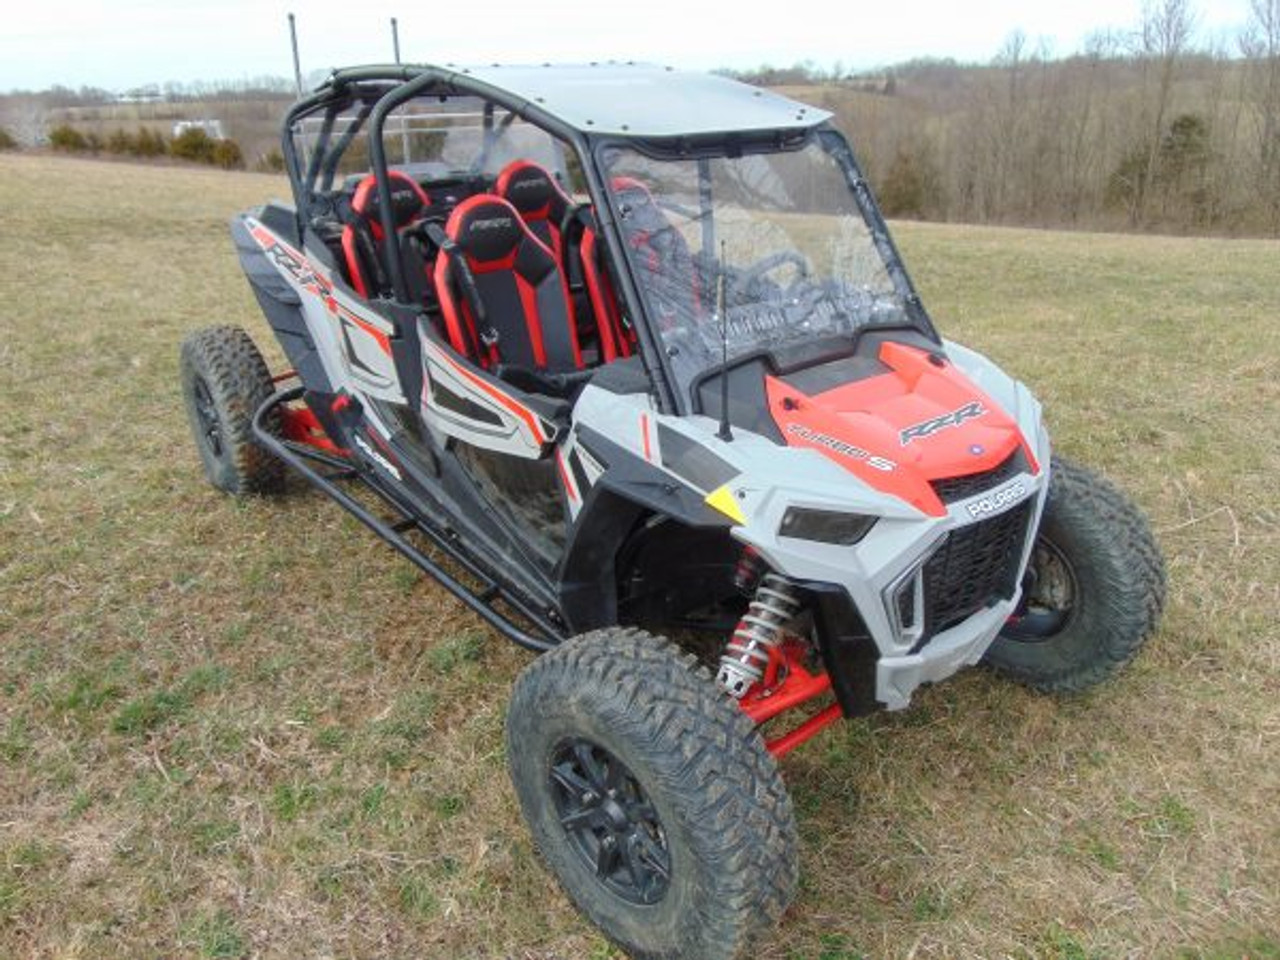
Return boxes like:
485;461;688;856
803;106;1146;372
433;195;583;373
573;208;633;363
495;159;572;265
341;170;431;299
611;175;703;330
496;159;635;364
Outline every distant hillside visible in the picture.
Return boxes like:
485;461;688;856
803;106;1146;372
745;42;1280;237
0;83;293;170
4;4;1277;239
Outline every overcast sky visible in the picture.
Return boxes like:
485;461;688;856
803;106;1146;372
2;0;1258;92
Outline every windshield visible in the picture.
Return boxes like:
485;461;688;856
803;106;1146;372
600;136;929;400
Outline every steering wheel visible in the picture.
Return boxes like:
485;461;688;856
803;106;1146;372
739;251;811;293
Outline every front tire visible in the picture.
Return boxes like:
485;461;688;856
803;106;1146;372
506;628;797;960
983;456;1166;692
179;325;283;496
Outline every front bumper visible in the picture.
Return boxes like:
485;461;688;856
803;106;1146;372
874;601;1009;709
785;476;1048;715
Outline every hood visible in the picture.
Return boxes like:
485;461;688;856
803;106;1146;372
766;340;1037;517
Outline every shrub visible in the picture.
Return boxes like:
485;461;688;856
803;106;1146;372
169;127;244;170
49;124;88;152
1106;145;1149;212
1160;113;1211;180
256;149;286;173
170;127;215;163
0;128;19;151
878;145;941;219
210;138;244;170
137;127;167;157
106;129;136;155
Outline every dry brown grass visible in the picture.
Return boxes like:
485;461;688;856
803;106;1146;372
1;153;1277;960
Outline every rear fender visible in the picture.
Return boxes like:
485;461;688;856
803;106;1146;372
233;212;404;404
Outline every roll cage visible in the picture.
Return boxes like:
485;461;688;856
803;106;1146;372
278;63;939;414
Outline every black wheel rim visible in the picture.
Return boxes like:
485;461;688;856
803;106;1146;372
192;376;224;458
548;738;671;905
1003;535;1079;642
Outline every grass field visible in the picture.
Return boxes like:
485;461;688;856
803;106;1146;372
1;152;1277;959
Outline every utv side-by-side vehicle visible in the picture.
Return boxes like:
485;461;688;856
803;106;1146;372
180;62;1165;959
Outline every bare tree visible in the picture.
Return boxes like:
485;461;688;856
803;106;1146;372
966;31;1032;222
0;95;49;147
1241;0;1280;232
1132;0;1200;225
1063;31;1120;223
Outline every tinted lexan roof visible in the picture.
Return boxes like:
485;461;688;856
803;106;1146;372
450;62;832;137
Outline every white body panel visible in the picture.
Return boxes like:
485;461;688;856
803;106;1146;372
571;339;1050;711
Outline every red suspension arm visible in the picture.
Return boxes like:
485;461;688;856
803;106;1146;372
738;641;843;756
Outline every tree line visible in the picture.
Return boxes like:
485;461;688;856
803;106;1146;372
724;0;1280;236
4;1;1277;235
0;76;297;106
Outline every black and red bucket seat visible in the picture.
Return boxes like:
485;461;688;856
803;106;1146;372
432;195;583;374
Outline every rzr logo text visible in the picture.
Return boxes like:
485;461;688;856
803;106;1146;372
899;401;986;446
250;223;330;300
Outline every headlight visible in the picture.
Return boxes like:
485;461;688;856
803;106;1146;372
778;508;875;545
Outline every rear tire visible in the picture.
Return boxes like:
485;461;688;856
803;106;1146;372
179;325;283;496
983;456;1165;692
506;628;797;960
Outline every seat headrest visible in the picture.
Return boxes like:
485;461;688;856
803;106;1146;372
352;171;429;229
612;176;656;209
496;160;568;220
614;175;683;249
447;196;526;263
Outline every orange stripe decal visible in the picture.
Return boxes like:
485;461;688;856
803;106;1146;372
344;310;392;357
436;348;548;445
556;449;579;503
640;414;653;461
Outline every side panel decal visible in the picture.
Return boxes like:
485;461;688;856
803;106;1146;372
246;217;403;402
419;340;549;459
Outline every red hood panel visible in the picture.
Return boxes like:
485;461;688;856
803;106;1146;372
767;341;1034;516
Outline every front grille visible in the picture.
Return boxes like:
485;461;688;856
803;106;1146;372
930;449;1026;504
921;500;1033;639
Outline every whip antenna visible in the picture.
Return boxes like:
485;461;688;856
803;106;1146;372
288;13;303;95
716;240;733;443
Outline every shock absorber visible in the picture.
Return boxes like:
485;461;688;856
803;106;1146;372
716;572;804;699
733;545;765;595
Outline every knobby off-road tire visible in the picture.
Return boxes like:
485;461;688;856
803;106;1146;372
179;325;283;496
506;628;798;960
984;455;1166;692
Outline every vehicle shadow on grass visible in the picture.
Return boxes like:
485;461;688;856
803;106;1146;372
766;668;1173;957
